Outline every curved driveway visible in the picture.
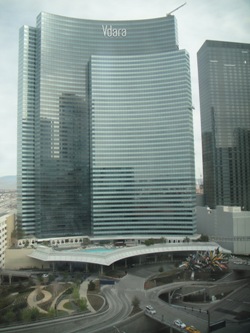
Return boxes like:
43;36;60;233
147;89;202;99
0;282;132;333
1;263;250;333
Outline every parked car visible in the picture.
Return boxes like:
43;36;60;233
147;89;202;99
174;319;186;328
186;325;201;333
145;305;156;314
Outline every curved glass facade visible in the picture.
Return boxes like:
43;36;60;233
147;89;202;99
90;53;196;236
17;12;196;238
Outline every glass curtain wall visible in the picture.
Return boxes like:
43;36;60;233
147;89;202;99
17;12;196;238
198;41;250;210
90;52;196;236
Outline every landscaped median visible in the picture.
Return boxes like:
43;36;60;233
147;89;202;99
0;278;105;325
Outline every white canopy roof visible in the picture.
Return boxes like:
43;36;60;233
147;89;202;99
29;242;231;267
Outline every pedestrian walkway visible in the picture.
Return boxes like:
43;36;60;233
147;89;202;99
79;276;96;313
51;284;73;313
27;278;97;314
27;286;51;313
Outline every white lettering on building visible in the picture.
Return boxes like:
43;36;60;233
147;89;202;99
102;25;127;38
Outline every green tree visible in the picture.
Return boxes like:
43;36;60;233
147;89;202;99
183;236;190;243
48;308;57;318
88;280;96;291
131;296;140;308
21;307;40;322
199;234;209;242
159;237;166;243
83;238;90;246
72;284;79;301
78;297;87;311
4;310;16;323
144;238;155;246
48;274;54;283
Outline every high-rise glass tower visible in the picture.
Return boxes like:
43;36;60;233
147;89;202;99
17;12;196;238
198;40;250;210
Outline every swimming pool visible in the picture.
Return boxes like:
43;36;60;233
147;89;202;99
83;247;115;253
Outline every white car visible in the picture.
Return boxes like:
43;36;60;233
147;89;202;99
145;305;156;314
174;319;186;328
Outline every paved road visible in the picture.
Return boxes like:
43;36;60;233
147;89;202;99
0;263;250;333
119;269;250;333
0;284;132;333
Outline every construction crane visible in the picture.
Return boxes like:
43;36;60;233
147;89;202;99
166;2;187;17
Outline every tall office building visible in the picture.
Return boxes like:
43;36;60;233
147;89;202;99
17;12;196;238
198;41;250;210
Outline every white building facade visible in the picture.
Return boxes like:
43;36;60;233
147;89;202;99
0;214;15;268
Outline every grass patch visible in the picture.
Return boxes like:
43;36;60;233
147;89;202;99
63;301;73;310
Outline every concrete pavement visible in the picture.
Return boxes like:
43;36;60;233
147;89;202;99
26;277;96;314
79;276;96;313
27;286;51;313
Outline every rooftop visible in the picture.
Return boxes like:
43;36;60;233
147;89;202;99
29;242;231;267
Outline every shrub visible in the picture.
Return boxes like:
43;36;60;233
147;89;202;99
4;310;15;323
88;280;96;291
144;238;155;246
131;296;140;308
21;307;40;322
78;297;87;311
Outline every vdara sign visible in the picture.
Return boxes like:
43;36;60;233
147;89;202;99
102;25;127;37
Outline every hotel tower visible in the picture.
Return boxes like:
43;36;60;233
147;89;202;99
17;12;196;238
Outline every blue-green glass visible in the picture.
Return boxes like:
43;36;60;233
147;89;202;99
17;13;196;237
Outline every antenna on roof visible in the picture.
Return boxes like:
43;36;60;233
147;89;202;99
166;2;187;17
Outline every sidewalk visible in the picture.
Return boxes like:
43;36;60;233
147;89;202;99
79;276;96;313
27;286;51;313
27;278;96;314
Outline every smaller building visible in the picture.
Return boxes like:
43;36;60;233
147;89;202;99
196;206;250;255
0;213;15;268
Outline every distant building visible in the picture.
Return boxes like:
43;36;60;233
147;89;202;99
196;180;204;207
17;12;196;238
196;206;250;255
197;41;250;210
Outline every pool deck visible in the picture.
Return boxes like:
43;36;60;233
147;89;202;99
29;242;231;267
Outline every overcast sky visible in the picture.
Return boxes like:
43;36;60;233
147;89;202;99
0;0;249;178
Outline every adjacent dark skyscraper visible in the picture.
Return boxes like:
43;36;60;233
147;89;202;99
198;40;250;210
17;12;196;238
